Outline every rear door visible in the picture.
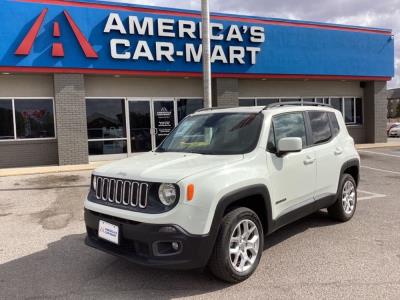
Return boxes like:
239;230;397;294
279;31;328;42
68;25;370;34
266;112;317;218
306;111;341;197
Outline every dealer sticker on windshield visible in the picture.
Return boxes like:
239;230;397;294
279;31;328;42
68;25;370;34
98;220;119;245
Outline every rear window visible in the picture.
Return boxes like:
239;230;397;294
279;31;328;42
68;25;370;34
308;111;332;145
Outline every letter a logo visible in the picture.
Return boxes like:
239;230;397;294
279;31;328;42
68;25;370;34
15;8;98;59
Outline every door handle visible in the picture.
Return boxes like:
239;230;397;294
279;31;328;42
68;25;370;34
334;147;343;155
150;128;158;135
303;156;316;165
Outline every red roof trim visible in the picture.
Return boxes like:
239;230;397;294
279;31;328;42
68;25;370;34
0;66;391;81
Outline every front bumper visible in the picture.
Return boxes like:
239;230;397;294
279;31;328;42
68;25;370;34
84;209;215;270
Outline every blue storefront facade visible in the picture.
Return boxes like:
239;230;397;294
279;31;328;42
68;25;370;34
0;0;395;167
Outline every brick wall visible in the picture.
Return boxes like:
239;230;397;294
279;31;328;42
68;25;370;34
53;74;88;165
364;81;388;143
0;140;58;168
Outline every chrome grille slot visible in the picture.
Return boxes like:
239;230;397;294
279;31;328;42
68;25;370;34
139;183;148;208
102;178;109;201
115;180;123;204
122;181;131;205
95;177;102;199
109;179;116;203
130;182;140;207
93;176;149;210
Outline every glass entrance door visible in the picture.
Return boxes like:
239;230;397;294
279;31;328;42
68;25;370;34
153;99;176;147
128;99;177;153
128;100;152;152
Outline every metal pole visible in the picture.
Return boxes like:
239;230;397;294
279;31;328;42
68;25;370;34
201;0;212;108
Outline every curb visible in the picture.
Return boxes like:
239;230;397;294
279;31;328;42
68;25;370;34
356;143;400;149
0;161;111;177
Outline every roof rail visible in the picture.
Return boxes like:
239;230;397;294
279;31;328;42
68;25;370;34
195;106;236;113
261;101;332;111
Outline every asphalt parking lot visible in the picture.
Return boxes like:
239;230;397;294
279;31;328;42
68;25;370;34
0;148;399;299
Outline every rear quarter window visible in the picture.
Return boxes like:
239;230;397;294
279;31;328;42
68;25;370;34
328;112;340;136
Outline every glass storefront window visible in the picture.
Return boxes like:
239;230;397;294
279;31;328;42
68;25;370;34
257;98;279;106
0;99;14;140
86;98;127;156
86;99;126;139
330;97;343;112
280;98;301;103
344;97;355;124
355;98;363;125
239;98;256;106
302;98;315;103
14;99;55;139
177;98;203;121
88;140;127;155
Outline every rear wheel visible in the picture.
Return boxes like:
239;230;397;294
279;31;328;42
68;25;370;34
328;174;357;222
208;207;264;283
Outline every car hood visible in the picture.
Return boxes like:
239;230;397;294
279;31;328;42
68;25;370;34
93;152;244;183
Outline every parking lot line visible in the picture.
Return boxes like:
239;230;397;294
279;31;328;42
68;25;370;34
361;165;400;175
358;190;386;201
358;150;400;158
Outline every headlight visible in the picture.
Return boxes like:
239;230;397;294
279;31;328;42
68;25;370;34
92;175;97;192
158;183;177;206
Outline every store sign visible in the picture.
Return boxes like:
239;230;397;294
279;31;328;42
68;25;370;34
0;0;394;78
105;13;264;65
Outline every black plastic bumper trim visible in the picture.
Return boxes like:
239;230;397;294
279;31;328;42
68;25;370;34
84;209;214;270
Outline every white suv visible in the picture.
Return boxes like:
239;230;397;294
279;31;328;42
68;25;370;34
84;103;360;283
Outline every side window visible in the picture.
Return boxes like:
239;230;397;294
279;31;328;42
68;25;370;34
308;111;332;144
272;112;307;147
267;124;276;153
328;112;340;136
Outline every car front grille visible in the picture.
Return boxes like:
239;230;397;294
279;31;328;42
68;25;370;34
94;176;149;209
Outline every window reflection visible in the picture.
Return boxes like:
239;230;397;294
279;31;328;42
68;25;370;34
344;98;355;123
86;99;126;139
177;98;203;121
308;111;332;144
14;99;55;139
273;113;307;146
88;140;127;155
239;98;256;107
330;98;342;112
257;98;279;106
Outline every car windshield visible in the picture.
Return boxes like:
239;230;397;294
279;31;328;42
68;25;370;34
156;113;264;155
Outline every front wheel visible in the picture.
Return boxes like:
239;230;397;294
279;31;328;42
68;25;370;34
328;174;357;222
208;207;264;283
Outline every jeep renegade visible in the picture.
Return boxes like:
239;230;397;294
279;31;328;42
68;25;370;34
84;103;360;283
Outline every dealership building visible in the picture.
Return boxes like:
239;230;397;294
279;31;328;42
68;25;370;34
0;0;395;168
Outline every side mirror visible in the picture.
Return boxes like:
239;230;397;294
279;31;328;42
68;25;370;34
277;137;302;156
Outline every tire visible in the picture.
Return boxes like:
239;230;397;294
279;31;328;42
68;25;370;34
208;207;264;283
328;173;357;222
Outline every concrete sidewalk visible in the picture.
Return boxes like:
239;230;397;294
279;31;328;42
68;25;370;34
0;161;111;177
1;140;399;177
355;138;400;149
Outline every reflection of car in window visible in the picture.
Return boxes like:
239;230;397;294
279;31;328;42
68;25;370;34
84;104;360;283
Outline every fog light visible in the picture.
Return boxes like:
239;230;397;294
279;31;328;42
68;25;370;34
172;242;179;251
153;241;182;256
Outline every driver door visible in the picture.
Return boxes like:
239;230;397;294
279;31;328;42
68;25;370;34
266;112;317;219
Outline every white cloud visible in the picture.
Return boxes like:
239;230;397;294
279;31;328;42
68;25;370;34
103;0;400;88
